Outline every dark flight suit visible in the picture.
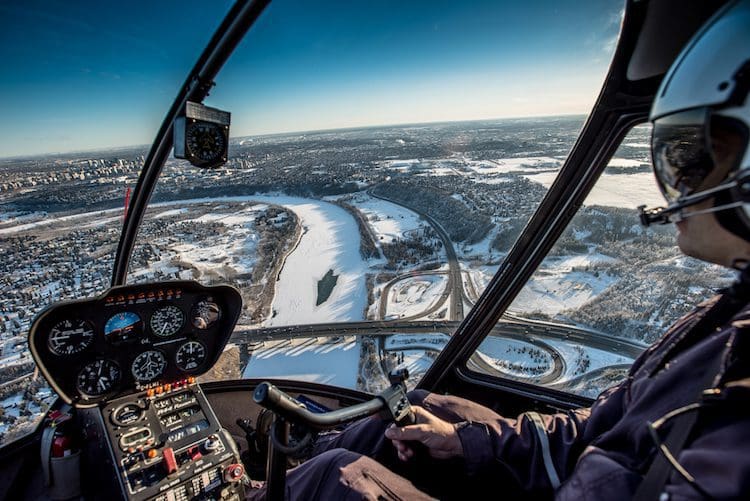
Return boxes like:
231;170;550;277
246;294;750;500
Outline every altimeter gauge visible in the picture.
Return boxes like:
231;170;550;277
76;359;121;397
48;319;95;356
131;350;167;382
150;305;184;337
175;340;207;371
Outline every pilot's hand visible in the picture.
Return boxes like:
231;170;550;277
384;406;464;461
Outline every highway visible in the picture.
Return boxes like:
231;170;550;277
377;270;451;321
369;191;465;321
232;316;646;386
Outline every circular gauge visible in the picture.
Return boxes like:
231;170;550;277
111;403;145;426
76;359;121;397
131;350;167;382
105;312;143;343
175;341;207;371
186;122;226;164
47;319;95;356
150;305;184;338
191;298;221;330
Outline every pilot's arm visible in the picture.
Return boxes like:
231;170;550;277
386;380;631;496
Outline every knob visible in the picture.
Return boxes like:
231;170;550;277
223;463;245;483
203;434;220;452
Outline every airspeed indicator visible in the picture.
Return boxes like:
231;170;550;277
150;305;184;337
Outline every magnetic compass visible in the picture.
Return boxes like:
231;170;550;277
186;122;226;164
191;298;221;330
173;101;230;168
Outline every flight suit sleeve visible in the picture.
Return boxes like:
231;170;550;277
435;380;630;494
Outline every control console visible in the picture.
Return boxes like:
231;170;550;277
85;379;245;500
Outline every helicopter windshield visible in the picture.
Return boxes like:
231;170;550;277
0;0;731;448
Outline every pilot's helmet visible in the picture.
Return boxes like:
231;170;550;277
649;0;750;240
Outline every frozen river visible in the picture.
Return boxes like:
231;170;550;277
247;195;369;327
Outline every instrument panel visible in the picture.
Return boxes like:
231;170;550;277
28;281;242;407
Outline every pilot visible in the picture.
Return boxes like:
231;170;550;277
247;1;750;499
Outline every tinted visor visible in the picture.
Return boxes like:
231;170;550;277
651;107;714;203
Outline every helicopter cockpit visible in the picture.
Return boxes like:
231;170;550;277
0;0;735;499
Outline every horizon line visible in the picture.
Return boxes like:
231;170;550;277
0;112;588;161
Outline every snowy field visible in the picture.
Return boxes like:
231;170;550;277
474;336;555;380
392;350;435;381
472;334;633;383
347;194;424;242
524;169;664;209
384;275;449;320
466;157;562;175
543;338;633;383
0;207;121;235
511;254;618;315
152;208;188;219
242;337;360;388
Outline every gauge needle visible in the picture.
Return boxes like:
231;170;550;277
160;324;168;335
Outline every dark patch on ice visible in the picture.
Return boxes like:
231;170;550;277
316;269;338;306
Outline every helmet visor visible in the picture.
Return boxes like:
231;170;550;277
651;107;714;203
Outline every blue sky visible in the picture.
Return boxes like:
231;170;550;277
0;0;622;158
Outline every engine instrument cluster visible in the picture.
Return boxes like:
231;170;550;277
28;281;242;407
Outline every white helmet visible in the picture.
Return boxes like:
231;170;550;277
640;0;750;242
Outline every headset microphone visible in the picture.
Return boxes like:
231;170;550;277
639;171;750;227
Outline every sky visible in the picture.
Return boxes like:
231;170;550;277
0;0;623;158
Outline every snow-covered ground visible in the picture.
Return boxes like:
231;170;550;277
0;207;121;235
474;336;555;380
129;203;267;282
152;208;189;219
392;350;435;380
524;170;663;209
242;336;360;388
465;157;562;175
543;338;633;382
384;275;448;320
347;194;424;243
511;254;618;315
